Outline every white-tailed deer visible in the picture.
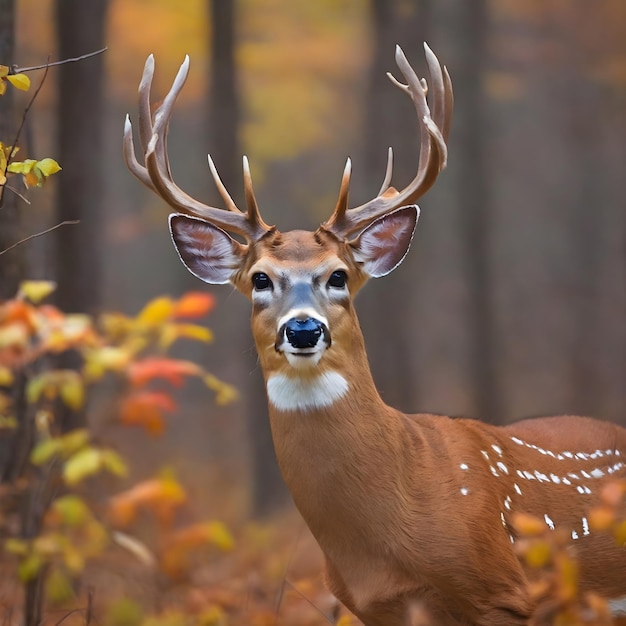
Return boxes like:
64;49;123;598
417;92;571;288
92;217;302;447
124;45;626;626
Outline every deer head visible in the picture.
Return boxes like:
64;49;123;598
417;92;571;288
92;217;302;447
124;45;452;394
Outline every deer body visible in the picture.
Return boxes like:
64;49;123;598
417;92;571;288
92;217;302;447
125;45;626;625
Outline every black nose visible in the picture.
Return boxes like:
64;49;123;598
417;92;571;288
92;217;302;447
284;317;323;349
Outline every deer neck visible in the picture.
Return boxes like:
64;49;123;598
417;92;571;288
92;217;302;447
261;320;417;539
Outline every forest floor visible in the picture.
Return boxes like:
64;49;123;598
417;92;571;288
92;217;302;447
0;510;359;626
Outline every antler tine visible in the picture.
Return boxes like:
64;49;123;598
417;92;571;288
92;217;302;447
323;44;452;239
243;156;273;235
207;154;240;214
124;55;273;242
324;159;352;231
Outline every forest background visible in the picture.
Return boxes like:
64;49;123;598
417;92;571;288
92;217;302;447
0;0;624;623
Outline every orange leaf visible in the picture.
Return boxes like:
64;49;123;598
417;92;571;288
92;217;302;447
119;391;177;436
172;292;215;319
600;480;626;507
108;477;186;528
588;506;615;532
127;357;201;387
511;512;547;537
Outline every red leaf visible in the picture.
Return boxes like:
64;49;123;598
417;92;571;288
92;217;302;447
127;357;201;388
119;391;178;436
172;292;215;319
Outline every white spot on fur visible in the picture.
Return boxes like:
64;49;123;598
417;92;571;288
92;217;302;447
544;514;555;530
460;463;469;471
514;483;522;495
491;444;503;456
582;516;590;536
572;530;579;540
266;372;348;412
460;487;469;496
497;462;509;475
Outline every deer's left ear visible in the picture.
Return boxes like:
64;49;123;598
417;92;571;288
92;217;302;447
349;205;419;278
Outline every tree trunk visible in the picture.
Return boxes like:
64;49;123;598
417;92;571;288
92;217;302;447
0;0;22;298
54;0;107;315
359;0;430;413
207;0;288;515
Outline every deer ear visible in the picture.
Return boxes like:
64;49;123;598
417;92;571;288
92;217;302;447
350;205;419;278
169;214;245;284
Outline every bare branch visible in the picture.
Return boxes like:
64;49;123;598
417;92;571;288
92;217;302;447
12;47;108;74
0;220;79;256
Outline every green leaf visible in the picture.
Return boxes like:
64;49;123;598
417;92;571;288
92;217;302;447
101;449;128;478
31;438;61;465
63;447;101;486
35;158;61;177
52;495;90;527
4;538;28;555
18;553;43;582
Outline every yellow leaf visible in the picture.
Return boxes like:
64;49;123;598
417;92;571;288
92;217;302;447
0;80;5;96
0;366;14;386
46;568;74;606
30;438;61;465
136;296;174;326
63;447;102;485
35;158;61;176
60;376;84;411
203;373;238;405
26;375;47;405
7;159;35;175
204;521;235;551
0;65;8;78
523;540;552;568
4;538;28;555
6;72;30;91
0;416;17;429
58;429;90;455
614;520;626;546
18;553;43;582
52;495;90;527
19;280;56;303
62;545;84;574
0;322;29;349
33;534;63;556
101;449;128;478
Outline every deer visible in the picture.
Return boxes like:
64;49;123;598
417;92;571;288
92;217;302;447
123;44;626;626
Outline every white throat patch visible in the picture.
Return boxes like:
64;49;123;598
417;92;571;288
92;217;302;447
266;371;349;412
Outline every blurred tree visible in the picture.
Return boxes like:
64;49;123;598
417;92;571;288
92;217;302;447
359;0;430;412
207;0;287;515
54;0;108;316
0;0;22;298
435;0;498;421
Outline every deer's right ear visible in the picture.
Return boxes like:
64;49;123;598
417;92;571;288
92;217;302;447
169;214;245;284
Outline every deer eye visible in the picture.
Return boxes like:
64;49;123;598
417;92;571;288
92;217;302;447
252;272;272;291
327;270;347;289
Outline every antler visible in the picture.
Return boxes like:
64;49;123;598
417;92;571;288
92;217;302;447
323;43;453;239
123;55;273;242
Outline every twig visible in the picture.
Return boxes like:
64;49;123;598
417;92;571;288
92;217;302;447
4;184;31;204
53;609;83;626
13;47;108;74
283;580;334;624
0;220;79;256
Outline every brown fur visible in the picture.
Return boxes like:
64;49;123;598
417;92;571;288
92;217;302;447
229;229;626;626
